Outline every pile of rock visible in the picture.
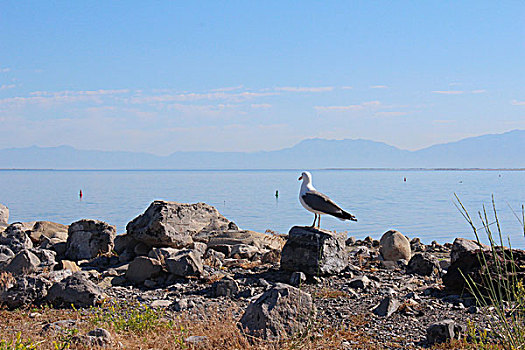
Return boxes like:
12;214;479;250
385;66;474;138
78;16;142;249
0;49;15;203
116;201;284;287
0;199;515;347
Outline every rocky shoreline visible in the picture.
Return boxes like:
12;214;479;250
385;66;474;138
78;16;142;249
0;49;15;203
0;200;505;349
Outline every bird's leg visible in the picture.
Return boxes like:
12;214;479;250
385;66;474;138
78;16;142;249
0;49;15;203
317;215;321;229
311;214;317;228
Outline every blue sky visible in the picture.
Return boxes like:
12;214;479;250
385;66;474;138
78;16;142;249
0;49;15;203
0;1;524;154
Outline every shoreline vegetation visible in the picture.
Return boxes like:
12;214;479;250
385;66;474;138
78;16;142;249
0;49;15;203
1;199;524;348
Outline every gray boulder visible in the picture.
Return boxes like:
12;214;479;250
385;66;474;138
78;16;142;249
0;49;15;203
450;238;490;264
166;249;203;277
126;201;238;248
5;249;41;274
379;230;411;261
46;272;105;307
0;203;8;226
407;253;441;276
65;220;116;261
239;283;315;340
125;256;162;284
0;223;33;252
0;275;52;309
426;319;465;345
280;226;347;276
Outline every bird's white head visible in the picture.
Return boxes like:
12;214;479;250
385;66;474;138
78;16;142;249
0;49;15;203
298;171;312;183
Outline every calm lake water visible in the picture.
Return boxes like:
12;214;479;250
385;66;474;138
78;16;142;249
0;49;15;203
1;169;524;248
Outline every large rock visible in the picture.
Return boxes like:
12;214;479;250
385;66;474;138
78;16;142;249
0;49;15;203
46;272;105;307
450;238;489;264
166;249;203;277
239;283;315;340
125;256;162;284
0;275;52;310
407;253;441;276
0;203;8;226
280;226;348;275
126;201;238;248
379;230;411;261
443;247;525;295
0;223;33;252
65;220;116;261
5;249;41;274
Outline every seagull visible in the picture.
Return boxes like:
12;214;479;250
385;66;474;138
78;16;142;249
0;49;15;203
298;171;357;229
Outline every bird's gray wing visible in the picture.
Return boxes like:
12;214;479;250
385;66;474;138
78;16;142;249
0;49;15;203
302;191;343;215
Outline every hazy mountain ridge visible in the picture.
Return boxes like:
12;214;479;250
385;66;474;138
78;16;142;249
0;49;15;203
1;130;524;169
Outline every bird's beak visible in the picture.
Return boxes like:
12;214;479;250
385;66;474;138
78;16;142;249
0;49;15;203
298;175;302;181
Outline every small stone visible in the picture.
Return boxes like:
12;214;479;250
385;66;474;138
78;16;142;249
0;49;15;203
150;300;171;308
467;306;479;314
143;279;157;288
290;271;306;286
185;336;208;344
406;253;441;276
372;297;400;317
345;236;356;246
212;277;239;298
348;276;370;289
426;319;465;345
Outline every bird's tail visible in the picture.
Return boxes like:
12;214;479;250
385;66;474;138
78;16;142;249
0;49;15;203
334;210;357;222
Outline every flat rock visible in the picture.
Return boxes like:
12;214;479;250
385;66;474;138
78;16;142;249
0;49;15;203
280;226;348;276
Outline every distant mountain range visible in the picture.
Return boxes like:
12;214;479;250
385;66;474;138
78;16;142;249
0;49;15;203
1;130;524;169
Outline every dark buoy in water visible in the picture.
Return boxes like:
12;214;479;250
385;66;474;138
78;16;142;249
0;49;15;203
275;190;279;198
403;177;406;182
79;190;83;199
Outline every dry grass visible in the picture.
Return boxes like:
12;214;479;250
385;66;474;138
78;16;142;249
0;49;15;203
0;302;393;350
313;287;351;299
0;300;502;349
